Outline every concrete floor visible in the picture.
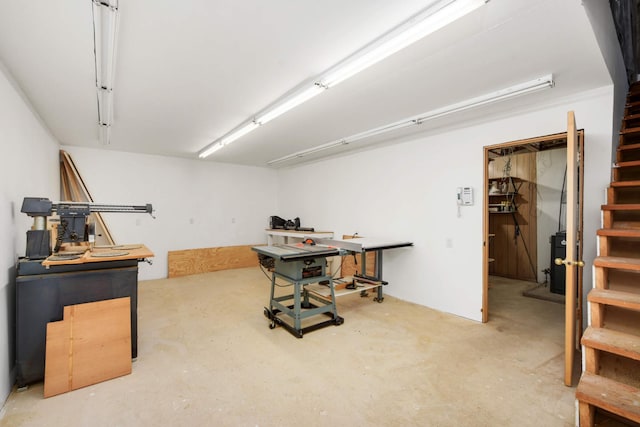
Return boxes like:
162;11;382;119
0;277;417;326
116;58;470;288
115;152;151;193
0;269;578;426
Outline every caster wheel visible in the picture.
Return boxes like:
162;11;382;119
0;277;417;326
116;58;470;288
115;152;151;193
335;316;344;325
269;321;276;329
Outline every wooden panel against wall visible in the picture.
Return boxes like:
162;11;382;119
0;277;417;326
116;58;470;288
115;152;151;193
44;297;131;398
488;152;538;281
168;244;259;278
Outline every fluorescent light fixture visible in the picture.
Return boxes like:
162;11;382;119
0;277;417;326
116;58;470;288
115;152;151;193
97;88;113;126
200;86;325;158
267;120;418;166
92;0;119;145
199;0;489;158
221;121;259;145
267;74;554;166
256;85;325;125
93;0;119;90
98;124;111;146
321;0;486;88
414;74;554;122
198;142;224;158
198;121;260;158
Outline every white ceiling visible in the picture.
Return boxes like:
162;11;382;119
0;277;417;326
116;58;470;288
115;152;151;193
0;0;614;167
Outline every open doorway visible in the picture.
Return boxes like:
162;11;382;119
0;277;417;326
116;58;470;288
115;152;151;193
482;131;585;325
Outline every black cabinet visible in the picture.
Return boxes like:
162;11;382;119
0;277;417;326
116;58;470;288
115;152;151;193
15;259;139;388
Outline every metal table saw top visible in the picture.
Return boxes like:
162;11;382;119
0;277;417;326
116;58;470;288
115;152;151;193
252;237;413;262
252;242;343;262
315;237;413;252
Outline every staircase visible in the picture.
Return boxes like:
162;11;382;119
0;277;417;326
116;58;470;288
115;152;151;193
576;83;640;426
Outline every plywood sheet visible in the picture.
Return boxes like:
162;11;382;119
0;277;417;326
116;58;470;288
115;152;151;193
42;244;154;266
44;297;132;398
168;244;259;278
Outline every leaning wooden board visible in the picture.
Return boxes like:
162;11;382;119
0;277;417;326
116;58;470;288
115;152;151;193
44;297;132;398
42;244;154;267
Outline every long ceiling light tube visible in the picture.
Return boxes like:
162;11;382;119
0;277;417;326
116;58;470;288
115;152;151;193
414;74;554;123
92;0;119;145
221;121;259;145
97;88;113;126
199;141;224;158
98;123;111;148
198;121;260;158
199;0;488;159
198;86;326;158
321;0;487;88
267;74;554;166
256;85;326;126
266;120;417;166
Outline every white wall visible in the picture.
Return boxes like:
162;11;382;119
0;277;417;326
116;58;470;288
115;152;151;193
59;147;279;280
536;148;567;284
277;87;614;322
0;65;59;404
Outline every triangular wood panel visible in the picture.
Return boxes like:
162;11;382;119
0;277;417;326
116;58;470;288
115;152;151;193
59;150;115;246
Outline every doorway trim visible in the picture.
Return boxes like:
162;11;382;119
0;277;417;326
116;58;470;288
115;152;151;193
482;130;585;324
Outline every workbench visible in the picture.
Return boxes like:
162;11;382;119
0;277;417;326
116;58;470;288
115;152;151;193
317;237;414;303
15;244;153;388
264;229;333;245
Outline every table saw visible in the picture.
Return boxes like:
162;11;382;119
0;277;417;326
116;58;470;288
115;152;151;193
253;237;412;338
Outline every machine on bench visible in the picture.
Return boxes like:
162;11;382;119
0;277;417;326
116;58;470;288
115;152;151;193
20;197;154;259
253;237;413;338
16;197;155;388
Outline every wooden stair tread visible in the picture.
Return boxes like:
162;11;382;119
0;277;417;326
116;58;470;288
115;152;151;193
601;204;640;211
582;85;640;426
618;142;640;151
576;373;640;423
589;289;640;312
598;228;640;237
625;100;640;109
611;180;640;188
582;327;640;361
620;127;640;136
615;160;640;169
594;256;640;271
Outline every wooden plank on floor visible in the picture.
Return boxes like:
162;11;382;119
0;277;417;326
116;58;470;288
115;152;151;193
44;297;132;398
168;244;260;278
